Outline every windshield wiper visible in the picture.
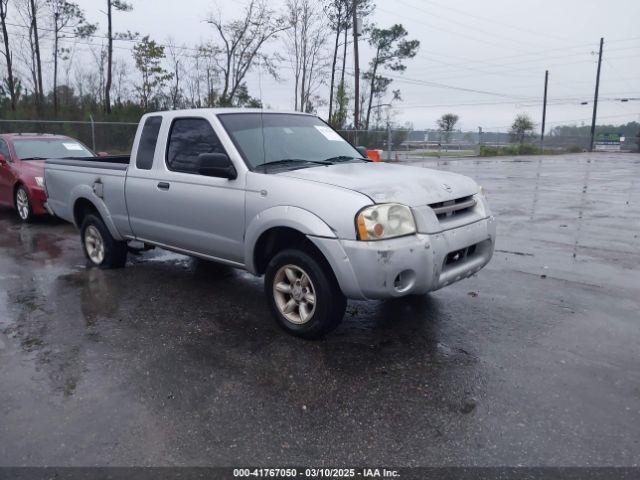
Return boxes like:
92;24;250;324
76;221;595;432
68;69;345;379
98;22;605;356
20;156;47;161
322;155;369;163
254;158;332;171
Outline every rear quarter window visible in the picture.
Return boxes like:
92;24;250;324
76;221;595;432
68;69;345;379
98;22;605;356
136;116;162;170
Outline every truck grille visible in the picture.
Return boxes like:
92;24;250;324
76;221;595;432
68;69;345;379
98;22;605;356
429;195;476;219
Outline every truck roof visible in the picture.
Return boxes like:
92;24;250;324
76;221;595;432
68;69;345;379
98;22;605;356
145;108;315;117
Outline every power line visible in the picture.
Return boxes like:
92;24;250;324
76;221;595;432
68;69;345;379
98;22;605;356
393;0;553;50
412;0;572;43
345;68;538;100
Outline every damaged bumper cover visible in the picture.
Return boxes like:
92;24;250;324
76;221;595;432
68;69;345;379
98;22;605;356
309;215;496;300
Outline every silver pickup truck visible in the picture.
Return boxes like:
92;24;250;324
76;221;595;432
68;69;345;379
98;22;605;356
44;109;495;338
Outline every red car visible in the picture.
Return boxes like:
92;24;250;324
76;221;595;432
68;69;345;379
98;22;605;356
0;133;95;222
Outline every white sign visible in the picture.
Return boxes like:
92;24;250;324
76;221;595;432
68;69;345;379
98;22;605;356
314;125;345;142
63;143;84;151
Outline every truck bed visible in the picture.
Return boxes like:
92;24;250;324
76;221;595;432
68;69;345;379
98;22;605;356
44;156;131;232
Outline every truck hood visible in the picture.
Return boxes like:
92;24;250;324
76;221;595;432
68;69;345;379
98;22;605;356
278;162;479;206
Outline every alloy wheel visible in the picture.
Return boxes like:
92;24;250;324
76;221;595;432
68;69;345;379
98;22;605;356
16;188;30;220
273;264;317;324
84;225;105;265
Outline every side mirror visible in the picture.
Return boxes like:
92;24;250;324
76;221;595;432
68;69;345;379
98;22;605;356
197;153;237;180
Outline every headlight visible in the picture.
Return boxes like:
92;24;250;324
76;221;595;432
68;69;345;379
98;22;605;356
35;176;44;187
355;203;416;241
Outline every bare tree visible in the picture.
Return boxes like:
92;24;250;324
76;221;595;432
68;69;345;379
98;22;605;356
185;49;206;108
206;0;287;106
0;0;18;110
48;0;96;114
325;0;373;122
286;0;328;112
29;0;44;107
104;0;132;114
166;39;185;109
112;58;131;105
324;0;347;120
17;0;46;109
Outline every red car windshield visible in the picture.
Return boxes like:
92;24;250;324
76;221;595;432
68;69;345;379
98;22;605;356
13;139;94;160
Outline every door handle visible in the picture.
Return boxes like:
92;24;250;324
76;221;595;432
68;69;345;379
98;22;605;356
157;182;170;190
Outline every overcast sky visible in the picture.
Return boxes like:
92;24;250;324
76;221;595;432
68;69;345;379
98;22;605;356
75;0;640;131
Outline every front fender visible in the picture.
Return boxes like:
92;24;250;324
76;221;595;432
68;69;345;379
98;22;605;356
70;185;123;241
244;206;336;274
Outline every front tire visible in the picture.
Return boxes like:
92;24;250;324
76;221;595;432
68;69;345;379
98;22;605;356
15;186;33;223
81;214;127;269
265;248;346;339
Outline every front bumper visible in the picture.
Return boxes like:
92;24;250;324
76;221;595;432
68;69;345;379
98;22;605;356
28;187;49;216
310;216;496;300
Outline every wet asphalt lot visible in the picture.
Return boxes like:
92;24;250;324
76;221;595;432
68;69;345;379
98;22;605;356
0;152;639;467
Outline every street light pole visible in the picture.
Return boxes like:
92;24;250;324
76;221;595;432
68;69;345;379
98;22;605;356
352;0;360;143
541;70;548;149
589;37;604;152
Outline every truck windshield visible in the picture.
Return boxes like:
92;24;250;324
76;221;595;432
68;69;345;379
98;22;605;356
217;113;365;170
14;138;94;160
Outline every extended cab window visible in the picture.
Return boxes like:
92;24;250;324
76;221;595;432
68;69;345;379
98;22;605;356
166;118;226;174
136;116;162;170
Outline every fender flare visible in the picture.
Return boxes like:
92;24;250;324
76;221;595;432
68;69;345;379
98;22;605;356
70;185;124;241
244;206;336;274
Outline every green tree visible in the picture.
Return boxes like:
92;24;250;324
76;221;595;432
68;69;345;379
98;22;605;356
437;113;459;144
636;129;640;152
363;24;419;129
330;81;349;129
133;36;173;110
510;113;535;144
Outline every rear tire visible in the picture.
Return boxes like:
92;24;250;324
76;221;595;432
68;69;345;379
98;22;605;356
265;248;346;339
15;186;33;223
80;214;127;269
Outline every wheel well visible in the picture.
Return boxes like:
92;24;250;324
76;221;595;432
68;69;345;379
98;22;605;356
73;198;100;227
253;227;328;275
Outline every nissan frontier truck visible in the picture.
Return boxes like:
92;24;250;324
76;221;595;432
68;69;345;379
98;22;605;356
44;109;496;338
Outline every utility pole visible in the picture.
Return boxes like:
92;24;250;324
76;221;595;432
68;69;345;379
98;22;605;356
541;70;548;149
352;0;360;142
589;37;604;152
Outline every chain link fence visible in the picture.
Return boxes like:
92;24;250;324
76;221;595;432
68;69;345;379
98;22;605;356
339;128;638;160
0;119;636;159
0;119;138;154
